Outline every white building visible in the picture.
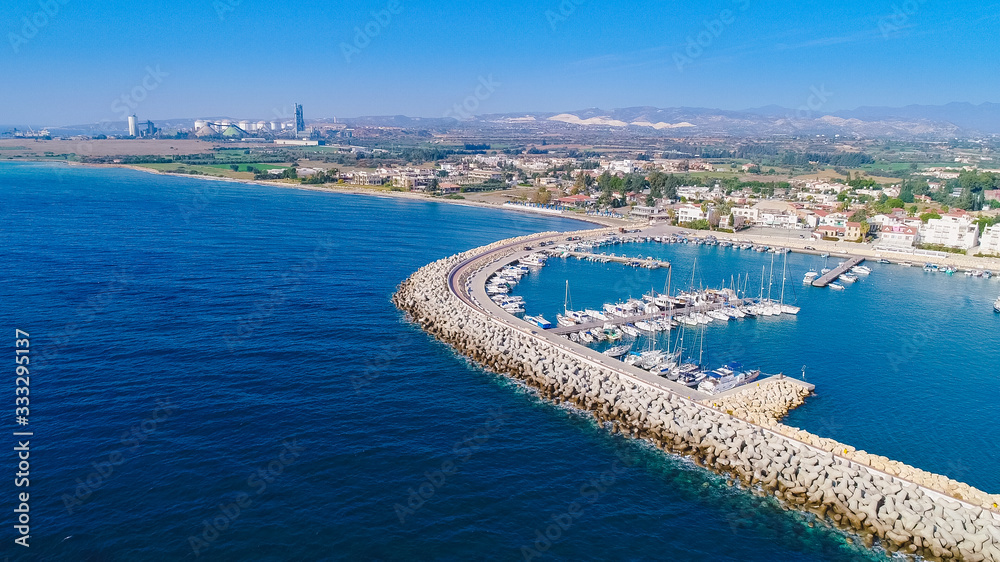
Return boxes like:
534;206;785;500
677;204;706;224
878;224;919;249
919;213;980;250
979;224;1000;255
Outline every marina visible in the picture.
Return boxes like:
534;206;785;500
397;226;1000;561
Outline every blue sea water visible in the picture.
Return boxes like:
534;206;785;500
0;161;933;561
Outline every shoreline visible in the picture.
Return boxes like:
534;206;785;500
21;160;1000;270
58;161;625;228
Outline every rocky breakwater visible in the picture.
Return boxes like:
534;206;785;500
705;378;812;426
394;232;1000;561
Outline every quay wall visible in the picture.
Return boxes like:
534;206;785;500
393;231;1000;561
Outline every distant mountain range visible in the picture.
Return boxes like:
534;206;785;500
340;103;1000;138
25;102;1000;139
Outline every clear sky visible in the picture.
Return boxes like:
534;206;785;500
3;0;999;125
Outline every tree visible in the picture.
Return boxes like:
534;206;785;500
919;212;941;223
859;220;870;241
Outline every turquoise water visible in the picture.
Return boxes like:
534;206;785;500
0;162;909;560
511;241;1000;493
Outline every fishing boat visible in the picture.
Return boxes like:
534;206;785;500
604;326;623;342
828;282;845;291
603;344;632;358
524;315;553;329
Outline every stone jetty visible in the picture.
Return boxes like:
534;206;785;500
394;230;1000;560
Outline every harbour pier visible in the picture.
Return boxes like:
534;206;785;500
554;250;671;269
396;228;1000;560
812;255;865;287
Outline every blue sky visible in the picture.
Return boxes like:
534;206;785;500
3;0;1000;124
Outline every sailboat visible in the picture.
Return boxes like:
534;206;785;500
556;280;577;327
779;252;800;315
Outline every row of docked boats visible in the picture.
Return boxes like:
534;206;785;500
612;325;763;395
486;253;551;313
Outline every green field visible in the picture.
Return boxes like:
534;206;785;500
204;163;287;172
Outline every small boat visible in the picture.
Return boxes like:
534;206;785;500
829;282;845;291
900;262;912;267
877;258;891;264
820;253;830;258
556;314;576;327
803;270;819;284
994;297;1000;313
524;315;553;329
839;273;858;284
604;344;632;358
621;324;640;337
851;265;872;275
780;304;800;315
579;331;595;343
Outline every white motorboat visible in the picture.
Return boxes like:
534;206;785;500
603;344;632;358
634;321;657;333
829;282;845;291
839;273;857;284
994;297;1000;313
851;265;872;275
556;314;576;327
803;271;819;284
621;324;640;337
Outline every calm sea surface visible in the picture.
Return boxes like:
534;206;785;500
4;162;990;560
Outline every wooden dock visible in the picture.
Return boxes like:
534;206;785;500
811;256;865;287
553;251;671;269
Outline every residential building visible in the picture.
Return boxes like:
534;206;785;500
979;224;1000;255
677;204;706;224
813;226;846;239
878;224;919;249
844;222;863;241
919;213;980;249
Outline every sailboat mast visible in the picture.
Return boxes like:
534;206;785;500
780;252;787;307
767;253;775;303
564;280;570;314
